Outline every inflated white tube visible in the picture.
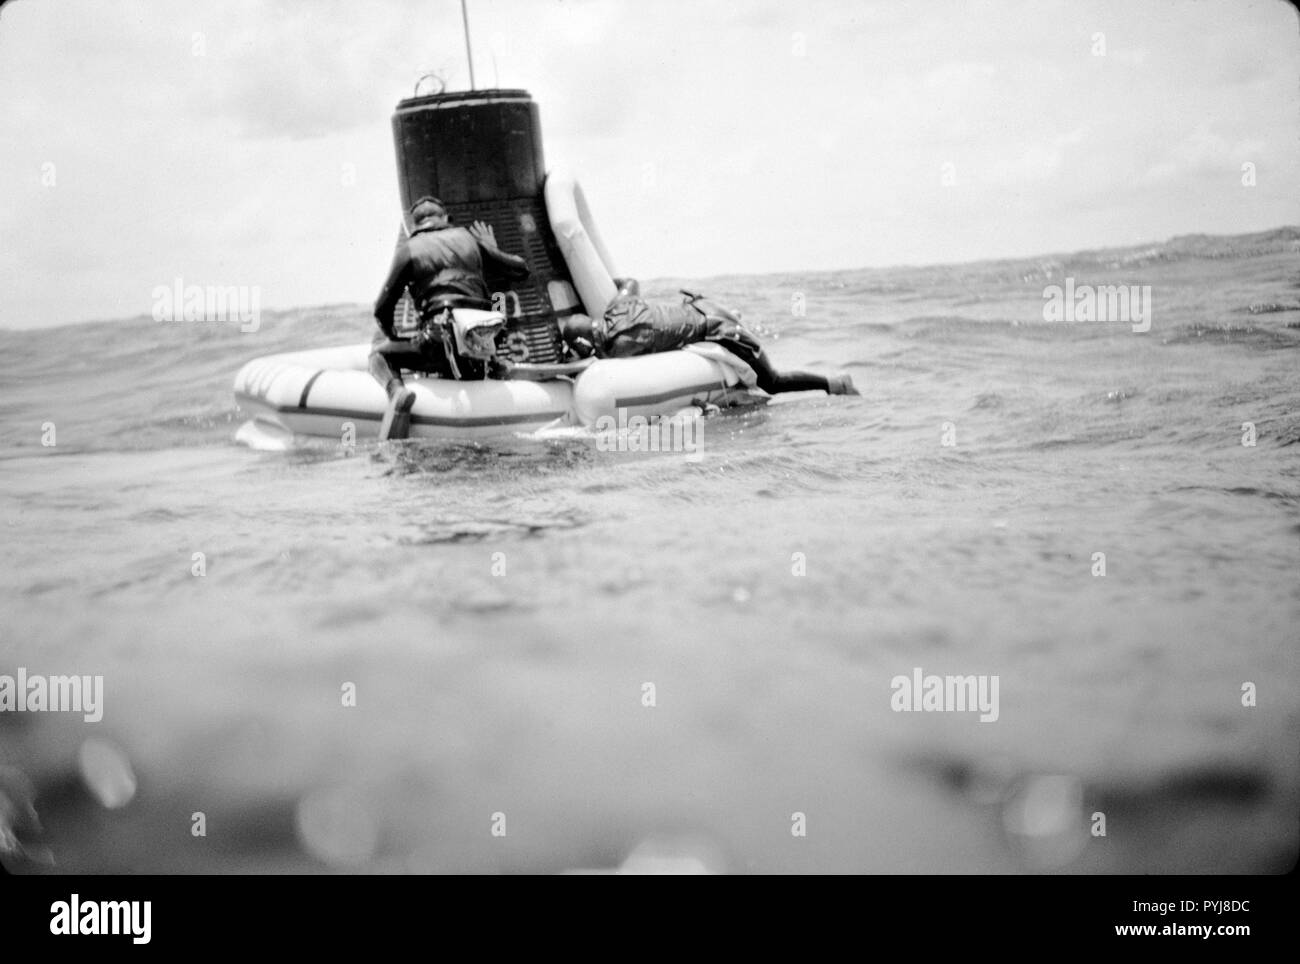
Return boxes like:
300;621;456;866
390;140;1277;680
683;342;758;388
571;350;744;427
232;341;768;440
545;170;619;317
233;343;573;440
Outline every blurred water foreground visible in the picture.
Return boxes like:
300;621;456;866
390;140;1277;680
1;230;1298;872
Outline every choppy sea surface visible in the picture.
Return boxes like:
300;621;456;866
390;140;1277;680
1;228;1297;874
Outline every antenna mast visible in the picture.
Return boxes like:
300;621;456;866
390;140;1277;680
460;0;476;90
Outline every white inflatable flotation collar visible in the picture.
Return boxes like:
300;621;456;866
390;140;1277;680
234;343;757;441
232;172;766;442
234;343;574;441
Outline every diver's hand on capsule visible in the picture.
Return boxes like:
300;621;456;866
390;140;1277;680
469;221;498;248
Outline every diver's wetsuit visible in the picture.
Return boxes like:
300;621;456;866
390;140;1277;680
738;349;834;394
369;327;457;384
369;221;529;390
593;296;832;395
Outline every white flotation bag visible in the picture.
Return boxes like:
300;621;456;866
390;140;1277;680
545;170;619;317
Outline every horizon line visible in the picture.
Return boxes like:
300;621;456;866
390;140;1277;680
3;223;1295;333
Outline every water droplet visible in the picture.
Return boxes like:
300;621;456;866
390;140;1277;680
1001;774;1086;868
78;739;137;809
618;836;725;875
296;786;378;866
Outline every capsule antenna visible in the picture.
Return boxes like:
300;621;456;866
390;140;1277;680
460;0;476;90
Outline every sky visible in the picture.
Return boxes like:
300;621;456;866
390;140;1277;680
0;0;1297;329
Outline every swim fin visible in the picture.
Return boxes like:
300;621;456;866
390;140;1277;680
378;385;417;441
827;374;861;396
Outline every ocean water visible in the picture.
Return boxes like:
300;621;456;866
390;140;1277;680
1;228;1297;874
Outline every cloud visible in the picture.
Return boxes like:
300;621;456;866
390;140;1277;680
0;0;1298;328
988;126;1091;183
183;2;433;139
1140;123;1267;185
923;62;998;89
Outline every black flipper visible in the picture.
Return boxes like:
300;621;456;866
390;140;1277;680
378;386;417;441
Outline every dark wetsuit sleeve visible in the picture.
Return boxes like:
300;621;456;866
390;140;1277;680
374;239;413;338
476;240;530;281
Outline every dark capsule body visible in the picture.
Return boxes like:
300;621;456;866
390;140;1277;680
390;89;570;363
